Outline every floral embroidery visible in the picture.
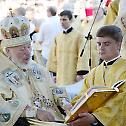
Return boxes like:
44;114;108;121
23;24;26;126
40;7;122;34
3;69;22;87
0;109;11;122
31;65;45;81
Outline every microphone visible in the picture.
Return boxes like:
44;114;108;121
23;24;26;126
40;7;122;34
80;32;92;57
80;0;103;57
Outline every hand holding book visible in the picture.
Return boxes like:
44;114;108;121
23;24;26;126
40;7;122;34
65;80;126;123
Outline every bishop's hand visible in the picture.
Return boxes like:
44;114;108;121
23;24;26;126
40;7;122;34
36;109;55;122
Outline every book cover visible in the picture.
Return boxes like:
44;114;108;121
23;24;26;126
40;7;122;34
65;80;126;123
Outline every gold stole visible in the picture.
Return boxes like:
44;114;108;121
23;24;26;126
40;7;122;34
0;52;27;126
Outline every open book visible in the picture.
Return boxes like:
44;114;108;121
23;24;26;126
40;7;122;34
65;80;126;123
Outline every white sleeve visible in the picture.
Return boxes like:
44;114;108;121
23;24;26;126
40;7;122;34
118;0;126;16
37;23;46;42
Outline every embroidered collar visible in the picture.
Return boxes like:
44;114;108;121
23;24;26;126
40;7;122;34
63;27;73;34
103;55;121;66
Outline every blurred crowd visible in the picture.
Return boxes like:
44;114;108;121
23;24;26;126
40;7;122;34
0;0;108;22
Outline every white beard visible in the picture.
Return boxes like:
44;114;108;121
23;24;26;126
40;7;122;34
11;58;32;70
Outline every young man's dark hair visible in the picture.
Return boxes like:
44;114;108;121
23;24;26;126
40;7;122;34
47;6;57;16
59;10;73;20
96;25;123;42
